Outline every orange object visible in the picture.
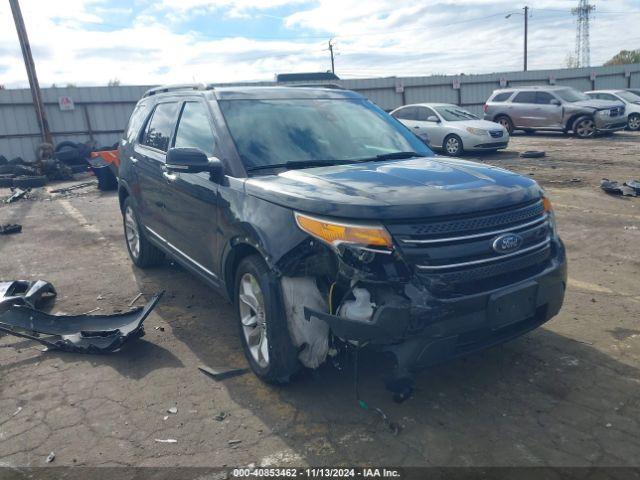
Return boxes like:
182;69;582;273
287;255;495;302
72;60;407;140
90;150;120;168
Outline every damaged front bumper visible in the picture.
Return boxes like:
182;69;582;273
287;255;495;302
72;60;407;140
304;241;567;372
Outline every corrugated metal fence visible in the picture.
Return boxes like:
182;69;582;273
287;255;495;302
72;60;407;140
1;63;639;160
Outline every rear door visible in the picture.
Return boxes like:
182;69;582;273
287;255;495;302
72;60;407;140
510;91;538;127
159;99;221;283
134;100;181;240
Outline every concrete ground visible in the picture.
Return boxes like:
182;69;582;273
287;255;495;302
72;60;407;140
1;131;639;467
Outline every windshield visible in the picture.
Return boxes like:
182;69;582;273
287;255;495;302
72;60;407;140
218;98;433;170
433;106;479;121
617;91;640;103
555;88;590;102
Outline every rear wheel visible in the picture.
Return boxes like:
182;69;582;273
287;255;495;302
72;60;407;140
628;114;640;131
573;116;596;138
122;197;164;268
235;255;299;383
443;135;463;156
495;115;514;134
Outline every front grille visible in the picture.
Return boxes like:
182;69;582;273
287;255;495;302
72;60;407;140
387;200;552;295
489;130;504;138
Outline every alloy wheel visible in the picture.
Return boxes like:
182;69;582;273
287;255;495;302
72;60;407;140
445;137;460;155
575;118;596;138
124;206;140;259
628;115;640;131
238;273;269;368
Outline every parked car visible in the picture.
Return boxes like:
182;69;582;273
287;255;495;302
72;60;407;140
484;86;627;138
118;85;567;397
626;88;640;98
586;89;640;131
390;103;509;156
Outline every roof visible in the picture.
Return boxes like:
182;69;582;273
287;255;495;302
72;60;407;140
212;86;362;101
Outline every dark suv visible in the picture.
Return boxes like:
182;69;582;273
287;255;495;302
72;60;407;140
118;84;567;396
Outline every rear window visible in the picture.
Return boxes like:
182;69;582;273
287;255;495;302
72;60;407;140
142;102;180;152
492;92;513;102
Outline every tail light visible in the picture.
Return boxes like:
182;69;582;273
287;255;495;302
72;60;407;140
483;104;488;113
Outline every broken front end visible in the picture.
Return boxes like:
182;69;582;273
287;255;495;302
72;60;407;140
276;198;567;394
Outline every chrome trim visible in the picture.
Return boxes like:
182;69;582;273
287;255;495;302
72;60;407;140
416;237;551;271
401;214;548;245
145;226;218;278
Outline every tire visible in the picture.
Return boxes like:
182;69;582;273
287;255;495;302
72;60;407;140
54;141;78;152
12;175;47;188
235;255;299;383
122;197;164;268
442;134;463;156
520;150;546;159
495;115;514;134
573;116;596;138
628;114;640;132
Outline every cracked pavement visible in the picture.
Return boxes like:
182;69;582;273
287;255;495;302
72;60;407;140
1;131;639;467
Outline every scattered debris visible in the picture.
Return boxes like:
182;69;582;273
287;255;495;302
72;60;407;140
601;179;638;197
520;150;546;158
0;292;163;353
228;439;242;445
12;407;23;417
547;178;582;184
154;439;177;444
81;307;101;315
154;326;165;332
214;412;228;422
129;293;143;306
167;407;178;415
0;280;57;313
198;365;249;381
4;187;29;204
49;181;97;194
46;452;55;463
163;415;169;421
624;225;638;231
0;224;22;235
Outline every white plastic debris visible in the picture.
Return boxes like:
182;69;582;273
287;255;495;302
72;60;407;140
155;439;177;443
338;288;375;322
167;407;177;414
46;452;55;463
281;277;329;369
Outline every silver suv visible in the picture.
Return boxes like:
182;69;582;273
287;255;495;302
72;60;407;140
484;86;627;138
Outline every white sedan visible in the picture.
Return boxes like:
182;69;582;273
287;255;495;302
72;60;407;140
391;103;509;156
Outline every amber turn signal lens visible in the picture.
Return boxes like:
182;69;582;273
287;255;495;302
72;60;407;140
294;213;393;249
543;197;553;213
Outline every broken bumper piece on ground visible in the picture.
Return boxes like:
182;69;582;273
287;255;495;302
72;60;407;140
0;292;163;353
0;280;57;313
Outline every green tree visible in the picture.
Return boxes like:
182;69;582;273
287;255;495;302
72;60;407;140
604;49;640;66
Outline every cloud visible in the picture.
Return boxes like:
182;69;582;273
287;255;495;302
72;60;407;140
0;0;638;88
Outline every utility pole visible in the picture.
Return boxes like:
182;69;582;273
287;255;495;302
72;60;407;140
523;6;528;71
572;0;595;67
9;0;52;145
328;39;335;75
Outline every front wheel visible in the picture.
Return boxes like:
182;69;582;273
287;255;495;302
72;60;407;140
443;135;463;156
235;255;299;383
122;197;164;268
628;114;640;131
495;115;514;134
573;116;596;138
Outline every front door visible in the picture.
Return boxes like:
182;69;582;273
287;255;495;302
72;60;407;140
533;92;563;128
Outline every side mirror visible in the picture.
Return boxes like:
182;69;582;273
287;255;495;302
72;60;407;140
550;99;561;106
427;115;440;123
166;147;224;182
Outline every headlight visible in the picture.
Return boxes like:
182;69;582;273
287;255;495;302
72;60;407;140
466;127;487;136
543;196;558;237
294;212;393;250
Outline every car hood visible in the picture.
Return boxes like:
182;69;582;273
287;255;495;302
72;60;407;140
447;119;506;131
571;99;625;110
243;157;541;220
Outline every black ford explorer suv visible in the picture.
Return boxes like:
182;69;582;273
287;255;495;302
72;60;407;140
118;84;566;397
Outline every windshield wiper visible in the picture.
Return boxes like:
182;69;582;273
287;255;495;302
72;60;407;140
246;159;357;172
352;151;428;163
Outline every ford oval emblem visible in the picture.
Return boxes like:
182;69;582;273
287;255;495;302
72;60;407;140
492;233;523;254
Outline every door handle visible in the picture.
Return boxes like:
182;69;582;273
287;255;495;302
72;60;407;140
129;156;138;164
413;126;420;129
162;171;178;182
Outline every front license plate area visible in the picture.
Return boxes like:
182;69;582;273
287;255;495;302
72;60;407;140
488;282;538;330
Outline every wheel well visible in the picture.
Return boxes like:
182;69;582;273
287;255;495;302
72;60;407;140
224;243;262;298
118;187;129;213
494;113;511;123
566;113;590;132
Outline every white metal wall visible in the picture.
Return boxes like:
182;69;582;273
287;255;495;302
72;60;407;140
1;63;639;160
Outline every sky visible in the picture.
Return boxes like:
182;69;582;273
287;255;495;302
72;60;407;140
0;0;639;88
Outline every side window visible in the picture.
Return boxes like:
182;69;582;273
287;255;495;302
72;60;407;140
600;93;617;101
492;92;513;102
536;92;556;104
142;102;180;152
513;91;537;103
416;107;430;121
125;102;151;143
394;107;417;120
421;107;438;120
174;102;216;157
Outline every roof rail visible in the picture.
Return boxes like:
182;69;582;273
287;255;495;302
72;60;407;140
287;83;345;90
142;83;211;98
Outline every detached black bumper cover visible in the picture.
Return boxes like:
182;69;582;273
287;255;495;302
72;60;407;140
0;292;163;353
